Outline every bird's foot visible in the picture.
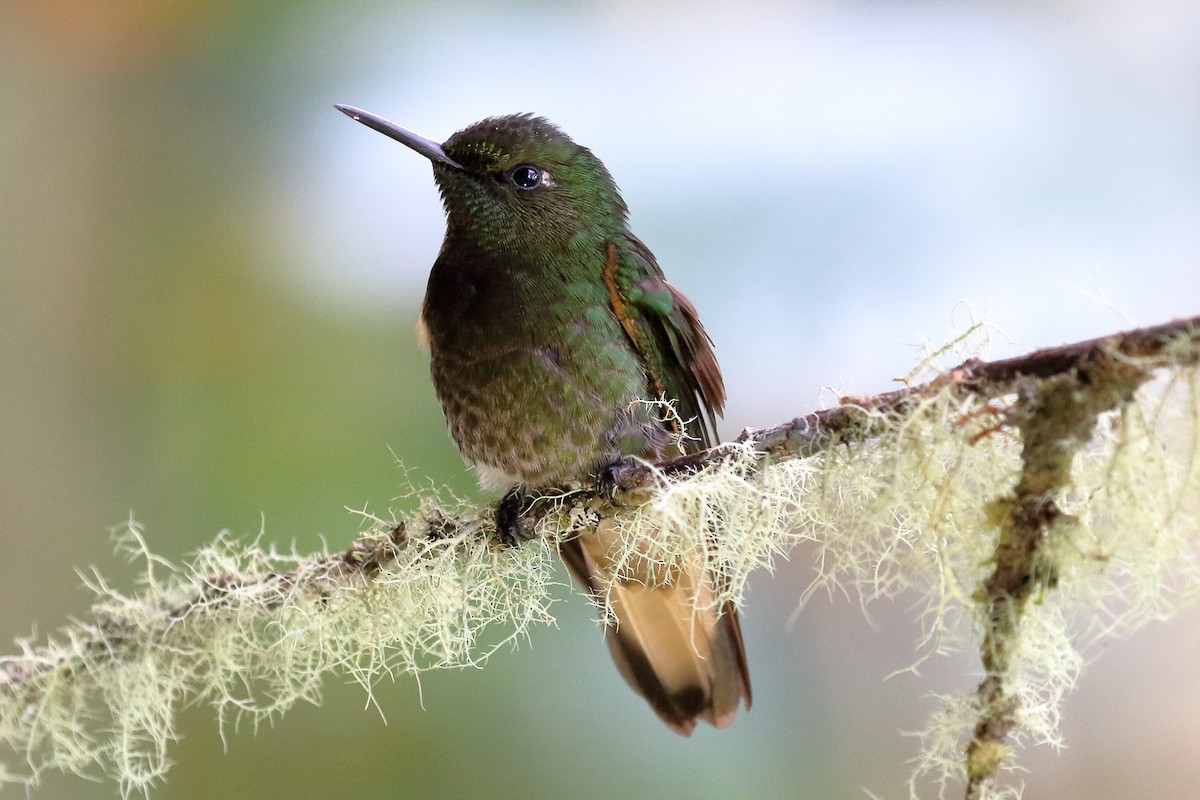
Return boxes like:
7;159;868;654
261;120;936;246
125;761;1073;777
494;488;534;548
598;455;642;501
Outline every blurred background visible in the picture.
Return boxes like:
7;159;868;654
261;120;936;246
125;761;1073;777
2;0;1198;797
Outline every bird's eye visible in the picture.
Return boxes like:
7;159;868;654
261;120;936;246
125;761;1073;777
508;165;547;190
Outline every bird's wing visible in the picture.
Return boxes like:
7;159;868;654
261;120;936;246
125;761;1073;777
575;238;750;736
601;236;725;451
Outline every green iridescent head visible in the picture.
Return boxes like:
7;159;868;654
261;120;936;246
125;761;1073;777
336;106;628;253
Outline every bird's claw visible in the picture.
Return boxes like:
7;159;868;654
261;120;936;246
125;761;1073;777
598;456;641;501
495;488;534;547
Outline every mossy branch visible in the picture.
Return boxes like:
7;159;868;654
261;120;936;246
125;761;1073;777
2;314;1198;798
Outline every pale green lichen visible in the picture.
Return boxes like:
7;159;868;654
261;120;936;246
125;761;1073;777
1;505;558;796
603;347;1199;800
1;333;1198;799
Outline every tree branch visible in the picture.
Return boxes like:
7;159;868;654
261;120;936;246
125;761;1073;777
609;313;1200;489
2;314;1198;798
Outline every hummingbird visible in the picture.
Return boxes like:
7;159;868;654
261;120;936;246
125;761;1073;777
336;105;751;735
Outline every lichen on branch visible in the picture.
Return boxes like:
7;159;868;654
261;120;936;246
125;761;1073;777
1;315;1198;799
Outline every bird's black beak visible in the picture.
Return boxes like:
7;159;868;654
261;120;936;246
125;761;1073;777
334;105;463;170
